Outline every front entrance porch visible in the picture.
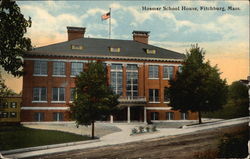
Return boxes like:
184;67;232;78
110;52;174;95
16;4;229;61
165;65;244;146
112;96;147;123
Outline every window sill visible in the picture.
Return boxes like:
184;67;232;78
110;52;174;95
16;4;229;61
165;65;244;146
33;74;48;77
148;78;159;80
69;101;73;103
51;101;66;104
148;102;160;104
164;101;170;104
163;78;170;80
52;75;66;77
70;75;78;78
32;101;48;103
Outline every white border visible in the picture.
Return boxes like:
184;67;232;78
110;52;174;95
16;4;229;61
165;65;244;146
21;107;70;110
146;107;172;110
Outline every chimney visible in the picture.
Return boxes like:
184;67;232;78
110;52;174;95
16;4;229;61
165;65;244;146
132;31;150;44
67;26;86;41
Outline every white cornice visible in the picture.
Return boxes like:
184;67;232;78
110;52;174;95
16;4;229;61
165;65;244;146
25;53;184;63
146;107;172;110
21;107;70;110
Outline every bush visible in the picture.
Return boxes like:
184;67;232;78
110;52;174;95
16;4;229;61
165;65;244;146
138;126;144;133
151;125;157;132
145;126;150;132
131;128;138;134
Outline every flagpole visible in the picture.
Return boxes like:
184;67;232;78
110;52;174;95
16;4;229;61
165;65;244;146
109;8;111;39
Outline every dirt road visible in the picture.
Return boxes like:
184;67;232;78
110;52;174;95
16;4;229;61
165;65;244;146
30;123;248;159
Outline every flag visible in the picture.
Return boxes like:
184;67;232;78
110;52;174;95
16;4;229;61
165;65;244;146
101;12;110;20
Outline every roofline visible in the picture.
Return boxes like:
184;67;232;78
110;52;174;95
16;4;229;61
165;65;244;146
25;52;185;62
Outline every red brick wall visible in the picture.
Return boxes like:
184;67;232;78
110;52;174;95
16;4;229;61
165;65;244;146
21;110;71;122
22;55;198;121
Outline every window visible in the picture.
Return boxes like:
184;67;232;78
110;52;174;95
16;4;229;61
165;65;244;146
149;89;159;102
10;102;17;108
110;64;123;95
9;112;17;118
34;61;47;75
126;64;138;98
163;66;174;79
149;65;158;78
0;102;8;108
71;62;83;76
0;112;8;118
151;112;159;120
181;112;188;120
166;112;174;120
53;62;65;76
70;88;76;101
53;112;63;121
164;87;170;103
71;45;83;50
110;47;120;53
33;87;47;101
178;66;182;73
146;49;156;54
34;112;44;121
52;87;65;102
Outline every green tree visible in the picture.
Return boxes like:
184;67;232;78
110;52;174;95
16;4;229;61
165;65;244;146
225;81;248;118
0;0;32;76
169;44;228;124
0;71;16;97
71;62;119;139
203;81;249;119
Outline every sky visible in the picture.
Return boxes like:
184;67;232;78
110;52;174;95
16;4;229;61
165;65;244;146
3;0;249;93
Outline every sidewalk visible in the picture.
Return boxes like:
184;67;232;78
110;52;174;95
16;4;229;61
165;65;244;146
3;117;249;159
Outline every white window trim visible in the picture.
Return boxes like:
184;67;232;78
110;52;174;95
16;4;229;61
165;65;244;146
148;78;159;80
126;69;138;98
149;65;159;79
33;88;47;102
166;112;174;120
51;101;66;104
32;101;48;103
149;101;161;104
52;75;66;77
149;89;159;103
21;107;70;110
164;101;170;104
163;78;170;80
33;74;48;77
52;88;65;102
34;61;48;76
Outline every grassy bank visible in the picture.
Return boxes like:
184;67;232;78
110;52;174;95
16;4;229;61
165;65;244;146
0;125;91;151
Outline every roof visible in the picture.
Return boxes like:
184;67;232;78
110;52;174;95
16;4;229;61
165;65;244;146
26;38;185;61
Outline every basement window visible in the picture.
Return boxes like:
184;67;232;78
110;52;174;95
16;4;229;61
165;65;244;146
109;47;120;53
146;49;156;54
71;45;84;50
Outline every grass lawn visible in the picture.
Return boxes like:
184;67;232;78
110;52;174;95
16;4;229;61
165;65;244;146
0;125;91;151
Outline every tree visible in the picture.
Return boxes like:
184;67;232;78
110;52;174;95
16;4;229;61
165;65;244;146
227;81;248;117
0;71;17;97
169;44;228;124
0;0;32;77
71;62;119;139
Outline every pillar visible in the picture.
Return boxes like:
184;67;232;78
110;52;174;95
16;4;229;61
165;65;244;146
144;107;147;123
127;106;130;123
110;115;113;123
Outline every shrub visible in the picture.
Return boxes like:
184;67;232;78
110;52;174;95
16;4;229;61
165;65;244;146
131;128;138;134
145;126;150;132
151;125;157;132
138;126;144;133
